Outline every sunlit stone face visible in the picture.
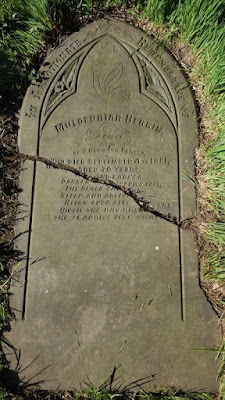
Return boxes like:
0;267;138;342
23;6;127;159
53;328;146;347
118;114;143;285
7;18;220;391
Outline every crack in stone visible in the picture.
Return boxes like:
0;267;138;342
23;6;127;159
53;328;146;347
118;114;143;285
19;153;195;229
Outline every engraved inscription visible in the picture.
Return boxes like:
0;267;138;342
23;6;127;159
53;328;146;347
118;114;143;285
50;140;172;222
25;105;38;118
10;18;220;392
86;123;130;145
55;113;163;134
31;40;81;100
137;36;188;101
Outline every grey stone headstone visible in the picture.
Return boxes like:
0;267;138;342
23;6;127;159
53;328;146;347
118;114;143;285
7;17;221;391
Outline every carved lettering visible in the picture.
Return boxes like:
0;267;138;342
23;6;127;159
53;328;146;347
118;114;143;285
25;105;38;118
55;113;163;135
12;19;219;391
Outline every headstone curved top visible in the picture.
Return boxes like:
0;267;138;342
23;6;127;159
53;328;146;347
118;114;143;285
8;17;220;391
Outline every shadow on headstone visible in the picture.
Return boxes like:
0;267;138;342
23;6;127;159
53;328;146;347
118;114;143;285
0;338;53;392
80;365;156;393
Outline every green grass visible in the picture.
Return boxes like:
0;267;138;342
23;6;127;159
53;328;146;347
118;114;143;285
0;0;52;92
0;386;217;400
0;0;225;398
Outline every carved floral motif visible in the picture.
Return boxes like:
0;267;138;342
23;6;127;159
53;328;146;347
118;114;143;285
140;59;171;110
97;42;117;66
47;57;80;111
93;63;130;101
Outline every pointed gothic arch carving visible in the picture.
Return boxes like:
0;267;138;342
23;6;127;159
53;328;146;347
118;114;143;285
41;35;178;131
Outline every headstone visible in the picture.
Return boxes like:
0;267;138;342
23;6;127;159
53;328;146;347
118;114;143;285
7;17;221;391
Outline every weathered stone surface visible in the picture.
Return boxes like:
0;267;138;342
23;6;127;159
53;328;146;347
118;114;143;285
7;17;221;391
